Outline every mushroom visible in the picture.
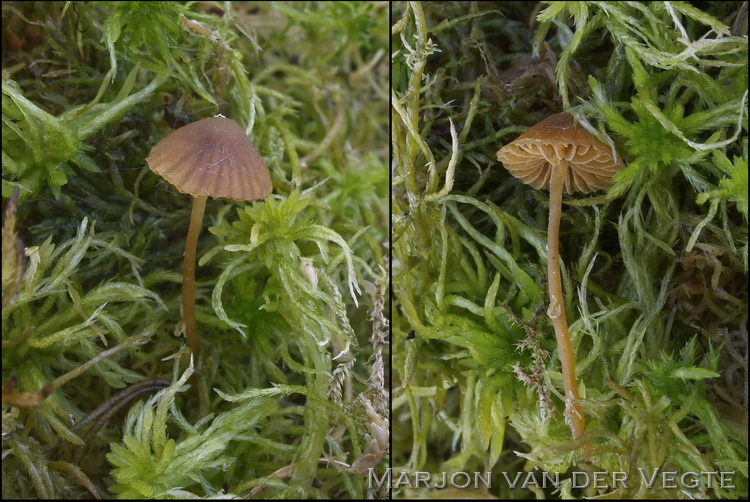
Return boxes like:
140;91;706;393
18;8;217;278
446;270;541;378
146;115;272;367
496;112;624;440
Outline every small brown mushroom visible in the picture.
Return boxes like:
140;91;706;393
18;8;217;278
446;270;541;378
497;112;624;441
146;115;272;376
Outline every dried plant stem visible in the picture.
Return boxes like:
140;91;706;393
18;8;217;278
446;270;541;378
71;379;171;434
71;379;170;462
51;333;145;390
547;162;587;440
184;194;207;407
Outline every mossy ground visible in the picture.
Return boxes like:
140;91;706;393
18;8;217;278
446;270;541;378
392;1;747;499
3;1;388;498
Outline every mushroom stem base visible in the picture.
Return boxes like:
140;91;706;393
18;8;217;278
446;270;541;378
547;162;587;441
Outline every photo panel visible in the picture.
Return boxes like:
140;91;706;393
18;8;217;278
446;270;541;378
2;1;389;499
391;1;747;499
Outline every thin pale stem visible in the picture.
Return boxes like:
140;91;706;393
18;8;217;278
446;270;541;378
547;162;587;441
184;195;207;359
184;195;207;412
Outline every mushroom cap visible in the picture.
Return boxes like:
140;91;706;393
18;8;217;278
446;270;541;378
146;116;272;201
496;113;624;194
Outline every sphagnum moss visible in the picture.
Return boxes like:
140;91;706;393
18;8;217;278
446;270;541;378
3;2;388;499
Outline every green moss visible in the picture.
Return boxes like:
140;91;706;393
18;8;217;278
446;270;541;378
392;1;747;498
3;1;387;498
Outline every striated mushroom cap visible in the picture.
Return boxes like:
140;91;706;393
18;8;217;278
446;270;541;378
146;116;272;201
497;113;624;194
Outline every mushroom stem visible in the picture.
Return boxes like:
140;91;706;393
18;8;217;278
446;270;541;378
183;194;207;361
547;162;587;440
